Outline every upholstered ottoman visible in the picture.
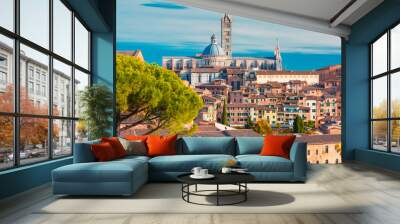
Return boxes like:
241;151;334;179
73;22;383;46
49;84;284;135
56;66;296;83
52;157;148;196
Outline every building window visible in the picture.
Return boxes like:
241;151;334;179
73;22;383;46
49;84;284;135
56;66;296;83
0;0;91;170
325;145;329;153
370;23;400;153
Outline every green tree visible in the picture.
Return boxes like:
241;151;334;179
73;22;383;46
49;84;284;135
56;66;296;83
293;115;305;133
254;119;272;135
221;98;228;125
116;54;203;134
304;120;315;129
80;84;113;140
245;115;254;129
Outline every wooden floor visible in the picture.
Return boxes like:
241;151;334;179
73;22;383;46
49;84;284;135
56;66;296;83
1;162;400;224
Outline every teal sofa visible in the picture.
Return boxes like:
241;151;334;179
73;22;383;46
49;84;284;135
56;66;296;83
52;137;307;196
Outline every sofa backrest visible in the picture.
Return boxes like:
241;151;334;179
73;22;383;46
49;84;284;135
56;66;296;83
235;137;264;155
73;139;100;163
179;137;235;155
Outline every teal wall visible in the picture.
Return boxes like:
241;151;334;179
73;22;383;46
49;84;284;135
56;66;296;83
343;0;400;171
0;0;116;200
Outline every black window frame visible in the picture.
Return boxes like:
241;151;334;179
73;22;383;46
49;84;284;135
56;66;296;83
0;0;92;171
370;20;400;154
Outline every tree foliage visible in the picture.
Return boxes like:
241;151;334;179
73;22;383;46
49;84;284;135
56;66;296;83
79;84;113;140
116;54;203;134
0;85;58;150
373;99;400;142
245;115;254;129
254;119;273;135
293;115;305;133
221;98;228;125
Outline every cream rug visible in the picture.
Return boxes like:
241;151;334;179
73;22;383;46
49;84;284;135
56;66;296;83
38;183;361;214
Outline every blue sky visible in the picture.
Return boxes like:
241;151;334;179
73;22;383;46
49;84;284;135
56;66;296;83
117;0;341;71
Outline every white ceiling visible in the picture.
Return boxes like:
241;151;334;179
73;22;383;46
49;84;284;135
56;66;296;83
170;0;384;38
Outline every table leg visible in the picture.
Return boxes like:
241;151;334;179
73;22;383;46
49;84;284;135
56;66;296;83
245;183;247;201
217;184;219;206
195;184;198;192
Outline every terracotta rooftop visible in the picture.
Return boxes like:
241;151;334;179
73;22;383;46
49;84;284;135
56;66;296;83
191;67;222;73
297;134;341;144
256;70;319;75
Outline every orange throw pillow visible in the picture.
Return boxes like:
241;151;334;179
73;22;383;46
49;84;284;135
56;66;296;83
91;142;117;162
146;135;177;157
260;135;296;159
101;137;126;158
125;135;148;142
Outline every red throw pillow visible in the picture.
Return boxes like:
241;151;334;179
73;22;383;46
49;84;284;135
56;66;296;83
260;135;296;159
146;135;177;157
91;142;117;162
101;137;127;158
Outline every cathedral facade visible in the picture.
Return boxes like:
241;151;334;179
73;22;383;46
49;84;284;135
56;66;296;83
162;14;283;73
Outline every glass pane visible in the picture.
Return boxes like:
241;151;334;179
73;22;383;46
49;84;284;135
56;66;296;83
20;44;49;115
0;35;14;112
20;117;49;165
372;77;387;119
53;119;72;157
74;69;89;118
53;0;72;60
391;24;400;70
0;0;14;31
372;33;387;76
391;72;400;118
0;116;14;170
53;59;72;117
74;18;89;70
20;0;49;49
372;121;388;151
391;120;400;153
75;120;88;143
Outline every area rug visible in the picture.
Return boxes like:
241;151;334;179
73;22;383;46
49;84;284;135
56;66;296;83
37;183;361;214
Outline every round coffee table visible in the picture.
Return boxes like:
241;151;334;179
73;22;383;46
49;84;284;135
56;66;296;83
177;173;255;206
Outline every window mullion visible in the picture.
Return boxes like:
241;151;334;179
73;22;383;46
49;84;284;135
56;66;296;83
48;0;54;160
71;10;76;154
13;0;20;167
388;30;391;153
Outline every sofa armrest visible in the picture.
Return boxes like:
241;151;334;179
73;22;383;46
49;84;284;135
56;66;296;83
73;140;100;163
289;141;307;182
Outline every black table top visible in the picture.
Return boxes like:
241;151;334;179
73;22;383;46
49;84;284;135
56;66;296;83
177;172;255;185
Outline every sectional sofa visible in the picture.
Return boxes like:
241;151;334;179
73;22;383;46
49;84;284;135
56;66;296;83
52;137;307;196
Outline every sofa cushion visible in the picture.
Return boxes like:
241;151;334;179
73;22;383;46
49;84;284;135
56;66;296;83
91;142;118;162
180;137;235;155
260;135;296;159
53;158;147;183
119;138;147;156
73;139;100;163
236;137;264;155
147;135;177;157
149;154;235;172
236;155;293;172
101;137;127;158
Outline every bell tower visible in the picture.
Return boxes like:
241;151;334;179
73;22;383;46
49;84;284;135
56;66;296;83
274;39;283;71
221;13;232;57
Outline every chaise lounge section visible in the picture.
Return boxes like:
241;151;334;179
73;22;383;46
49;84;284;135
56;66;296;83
52;137;307;196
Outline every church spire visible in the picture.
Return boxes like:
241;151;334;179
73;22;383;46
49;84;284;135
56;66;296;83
274;38;283;71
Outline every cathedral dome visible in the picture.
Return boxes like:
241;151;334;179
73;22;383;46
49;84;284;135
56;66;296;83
202;34;226;57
